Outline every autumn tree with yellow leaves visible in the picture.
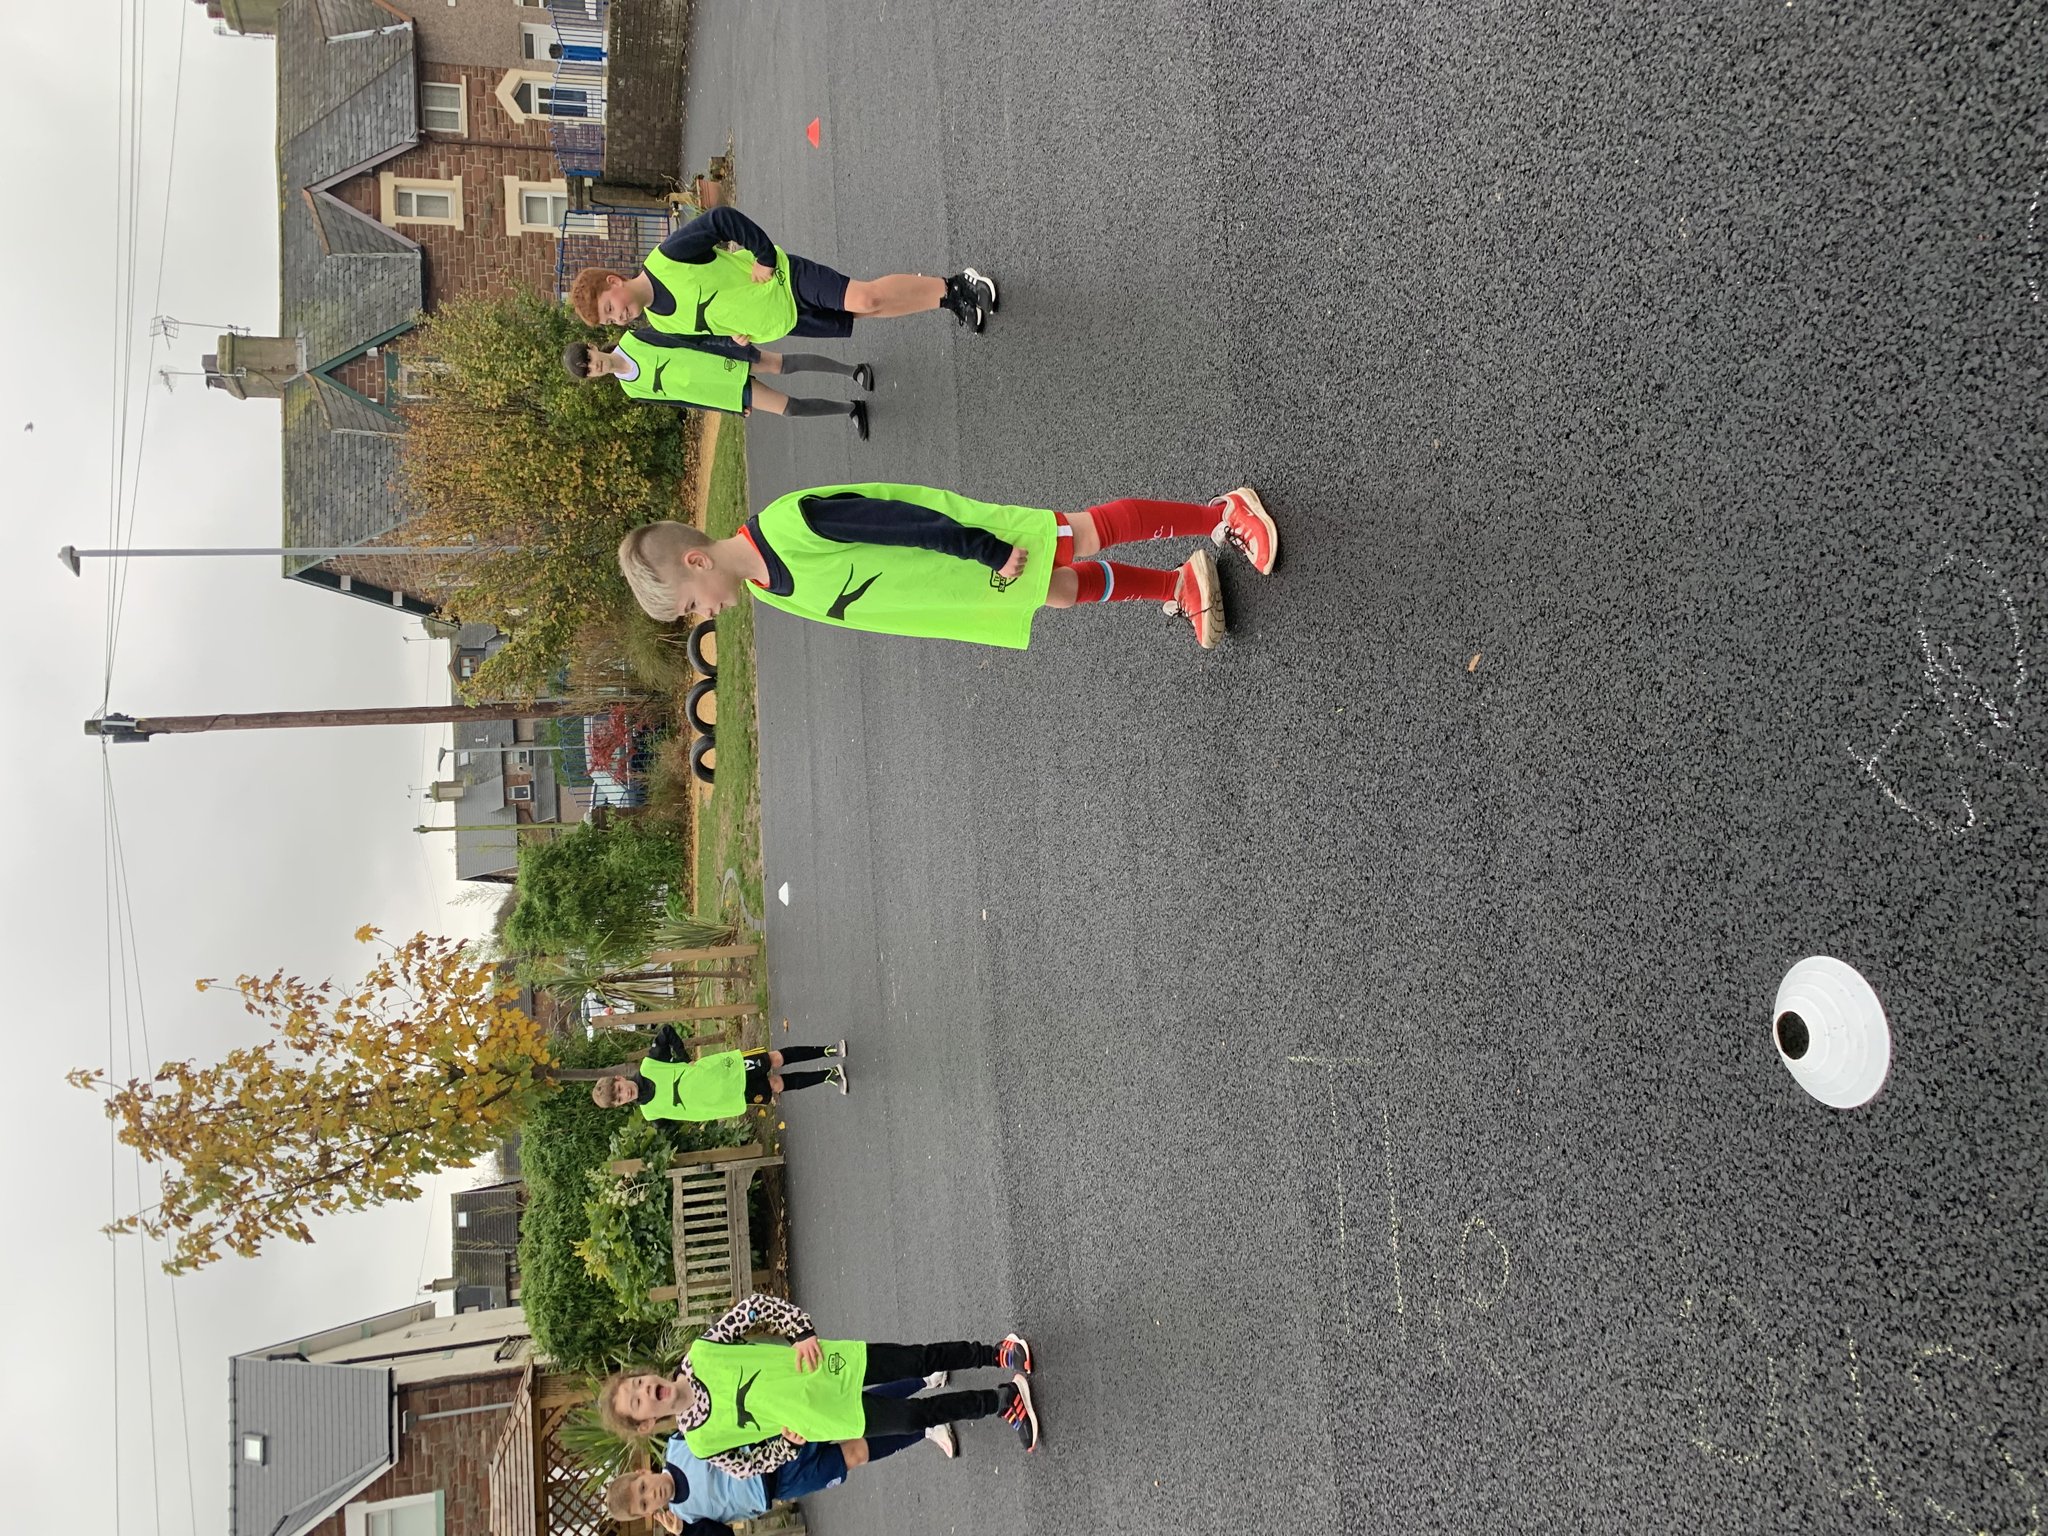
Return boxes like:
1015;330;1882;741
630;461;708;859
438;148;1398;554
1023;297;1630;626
71;928;557;1276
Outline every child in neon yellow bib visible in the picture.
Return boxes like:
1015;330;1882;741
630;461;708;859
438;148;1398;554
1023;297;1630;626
599;1293;1042;1466
618;485;1281;652
560;334;875;440
589;1025;846;1119
568;207;1000;340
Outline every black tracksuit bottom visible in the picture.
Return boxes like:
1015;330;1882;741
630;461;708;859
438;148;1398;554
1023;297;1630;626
858;1342;1004;1434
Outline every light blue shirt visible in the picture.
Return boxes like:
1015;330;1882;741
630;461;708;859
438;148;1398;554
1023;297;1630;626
664;1435;769;1524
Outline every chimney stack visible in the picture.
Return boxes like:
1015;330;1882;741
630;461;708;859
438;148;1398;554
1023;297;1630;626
206;334;306;400
192;0;280;35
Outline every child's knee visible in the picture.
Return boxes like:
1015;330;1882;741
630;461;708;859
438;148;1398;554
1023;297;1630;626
841;281;882;316
841;1440;870;1469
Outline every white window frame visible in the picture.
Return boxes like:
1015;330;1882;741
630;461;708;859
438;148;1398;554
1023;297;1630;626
380;174;464;230
393;357;448;401
520;22;556;61
420;80;466;135
509;784;535;803
503;176;569;236
495;69;602;125
342;1492;444;1536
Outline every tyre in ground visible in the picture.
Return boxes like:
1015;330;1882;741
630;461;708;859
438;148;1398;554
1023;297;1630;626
687;619;718;679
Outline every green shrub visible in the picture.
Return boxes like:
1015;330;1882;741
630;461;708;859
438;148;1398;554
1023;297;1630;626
502;817;682;962
517;1032;741;1374
575;1117;676;1323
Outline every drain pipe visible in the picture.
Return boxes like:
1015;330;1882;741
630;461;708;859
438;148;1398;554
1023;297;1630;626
401;1401;517;1433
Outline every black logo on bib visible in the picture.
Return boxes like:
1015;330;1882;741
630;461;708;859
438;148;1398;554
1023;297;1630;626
650;360;669;394
825;1351;847;1376
828;567;880;621
733;1370;762;1429
694;294;716;333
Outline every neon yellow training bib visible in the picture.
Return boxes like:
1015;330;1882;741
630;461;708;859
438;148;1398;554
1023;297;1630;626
641;243;798;343
682;1338;870;1457
749;484;1059;650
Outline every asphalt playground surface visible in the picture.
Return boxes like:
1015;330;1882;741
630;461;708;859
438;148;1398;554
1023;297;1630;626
678;4;2047;1532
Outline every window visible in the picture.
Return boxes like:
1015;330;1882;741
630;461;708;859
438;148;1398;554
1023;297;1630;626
394;357;448;401
508;784;535;803
496;70;603;125
520;23;556;61
512;80;590;117
420;81;465;134
241;1434;268;1465
343;1493;443;1536
380;174;463;229
396;187;451;219
523;188;567;226
456;1211;471;1228
503;177;569;236
512;750;535;767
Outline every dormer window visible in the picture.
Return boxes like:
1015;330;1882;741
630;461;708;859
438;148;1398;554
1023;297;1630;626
242;1433;268;1465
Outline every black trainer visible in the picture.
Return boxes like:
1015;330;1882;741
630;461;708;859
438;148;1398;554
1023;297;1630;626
853;362;875;391
997;1375;1039;1452
849;400;869;441
942;275;986;333
963;266;999;313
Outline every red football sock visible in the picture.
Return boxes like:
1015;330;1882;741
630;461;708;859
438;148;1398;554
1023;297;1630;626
1071;559;1179;604
1083;497;1219;549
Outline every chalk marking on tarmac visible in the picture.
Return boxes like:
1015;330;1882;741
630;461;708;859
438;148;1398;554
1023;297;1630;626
1679;1287;1780;1466
1287;1055;1401;1333
1458;1215;1510;1310
1848;550;2036;834
1325;1072;1353;1330
1907;1344;2041;1535
2025;154;2044;305
1379;1097;1407;1334
1288;1055;1370;1330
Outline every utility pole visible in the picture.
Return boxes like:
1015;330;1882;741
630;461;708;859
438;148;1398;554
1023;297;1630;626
414;823;565;836
87;700;592;743
58;543;511;575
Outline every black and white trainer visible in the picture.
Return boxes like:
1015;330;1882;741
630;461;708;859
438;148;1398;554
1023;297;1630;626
962;266;999;313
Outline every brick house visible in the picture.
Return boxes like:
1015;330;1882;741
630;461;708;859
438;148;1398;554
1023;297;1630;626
228;1300;626;1536
196;0;605;616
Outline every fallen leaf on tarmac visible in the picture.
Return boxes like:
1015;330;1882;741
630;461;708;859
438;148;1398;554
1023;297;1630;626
777;1122;786;1130
1468;652;1483;672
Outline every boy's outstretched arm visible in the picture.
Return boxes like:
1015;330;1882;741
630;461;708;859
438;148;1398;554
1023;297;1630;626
647;1024;690;1061
799;493;1013;571
657;208;780;270
629;329;762;363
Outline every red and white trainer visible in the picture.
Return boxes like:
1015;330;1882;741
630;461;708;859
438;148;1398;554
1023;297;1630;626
996;1333;1032;1374
1164;548;1226;649
1209;486;1277;575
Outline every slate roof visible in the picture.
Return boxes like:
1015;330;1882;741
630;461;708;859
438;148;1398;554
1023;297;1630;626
229;1356;395;1536
274;0;423;581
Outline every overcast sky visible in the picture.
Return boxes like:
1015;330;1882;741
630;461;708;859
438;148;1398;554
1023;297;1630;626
5;7;500;1531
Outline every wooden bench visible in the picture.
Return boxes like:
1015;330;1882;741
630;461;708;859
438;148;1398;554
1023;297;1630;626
611;1143;785;1321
